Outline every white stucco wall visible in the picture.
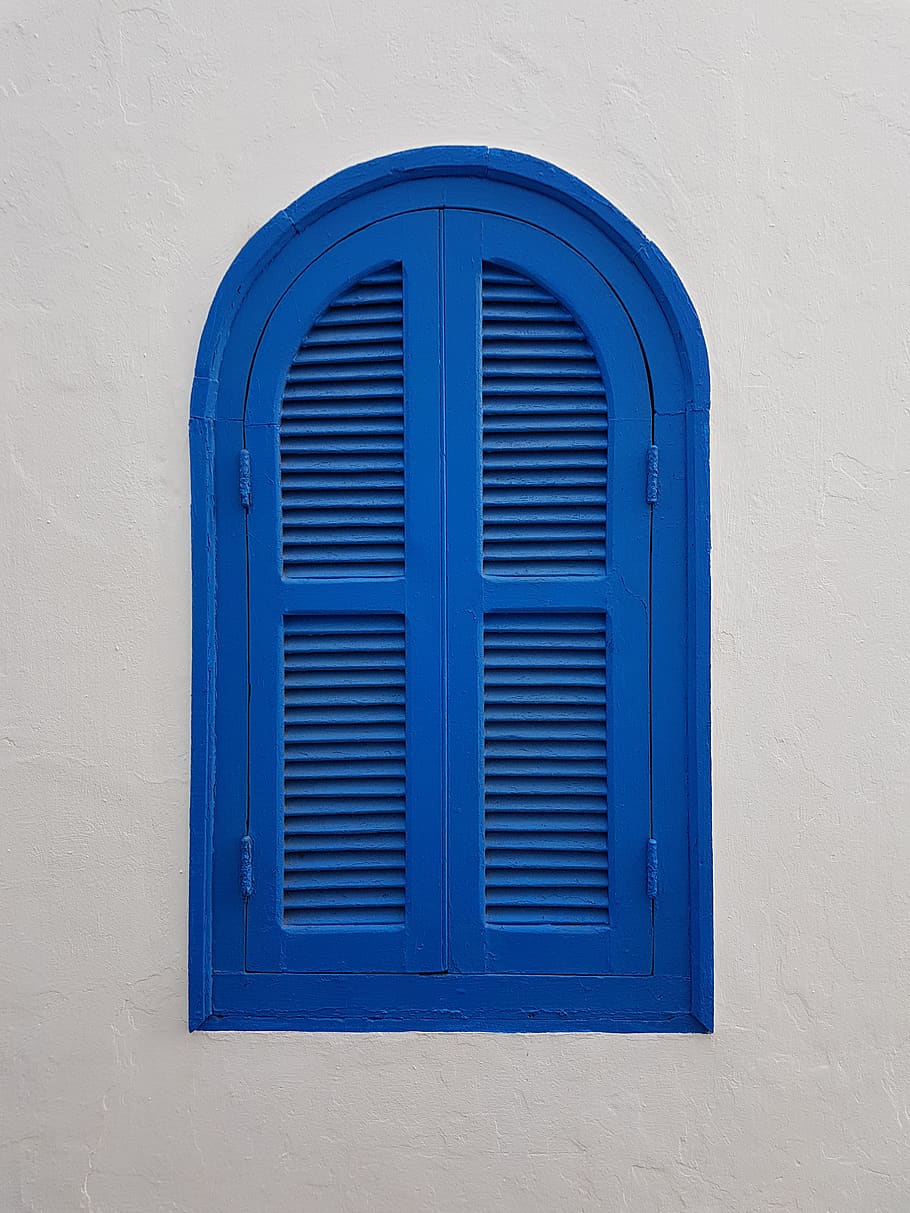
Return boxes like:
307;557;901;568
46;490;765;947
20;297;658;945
2;1;909;1208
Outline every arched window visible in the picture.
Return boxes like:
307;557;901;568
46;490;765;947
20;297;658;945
189;148;711;1031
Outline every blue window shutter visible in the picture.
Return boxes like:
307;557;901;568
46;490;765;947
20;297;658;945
443;211;653;976
244;212;447;973
194;148;711;1030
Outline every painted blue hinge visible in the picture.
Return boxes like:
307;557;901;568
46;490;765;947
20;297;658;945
646;444;659;505
239;448;252;510
646;838;658;899
240;834;253;898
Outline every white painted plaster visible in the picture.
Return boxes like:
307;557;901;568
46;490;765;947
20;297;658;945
2;1;909;1208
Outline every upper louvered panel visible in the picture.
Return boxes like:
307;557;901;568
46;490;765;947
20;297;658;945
280;266;405;578
483;613;609;925
481;264;608;576
283;615;406;926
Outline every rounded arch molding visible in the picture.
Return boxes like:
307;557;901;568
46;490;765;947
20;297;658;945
190;146;709;425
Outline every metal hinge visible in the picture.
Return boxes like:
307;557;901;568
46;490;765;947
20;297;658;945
240;834;253;898
646;444;659;505
646;838;658;899
239;448;252;511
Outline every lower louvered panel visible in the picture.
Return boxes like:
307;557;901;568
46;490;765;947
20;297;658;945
283;616;407;925
483;613;609;925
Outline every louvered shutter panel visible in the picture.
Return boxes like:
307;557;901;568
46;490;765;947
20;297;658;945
444;211;653;975
482;612;610;926
282;615;407;928
244;213;447;973
480;264;609;576
280;266;406;579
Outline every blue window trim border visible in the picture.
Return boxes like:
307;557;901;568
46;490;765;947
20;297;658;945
189;146;712;1033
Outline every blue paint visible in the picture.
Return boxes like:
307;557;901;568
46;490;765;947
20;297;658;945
646;838;658;899
687;407;714;1030
243;211;447;976
279;266;406;577
240;835;253;899
189;147;711;1032
443;210;652;980
200;971;701;1033
646;444;659;505
188;416;216;1030
479;261;610;575
238;448;251;511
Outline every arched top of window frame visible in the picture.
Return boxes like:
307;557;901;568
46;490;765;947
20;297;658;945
191;146;708;425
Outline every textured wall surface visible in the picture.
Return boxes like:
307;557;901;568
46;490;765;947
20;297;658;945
2;2;909;1209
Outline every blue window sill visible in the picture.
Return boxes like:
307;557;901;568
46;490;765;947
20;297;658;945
193;972;711;1033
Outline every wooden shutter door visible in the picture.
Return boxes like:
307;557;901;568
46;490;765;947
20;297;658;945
443;211;654;976
244;212;447;974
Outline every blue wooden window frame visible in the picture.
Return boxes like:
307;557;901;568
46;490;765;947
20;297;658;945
189;146;712;1032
